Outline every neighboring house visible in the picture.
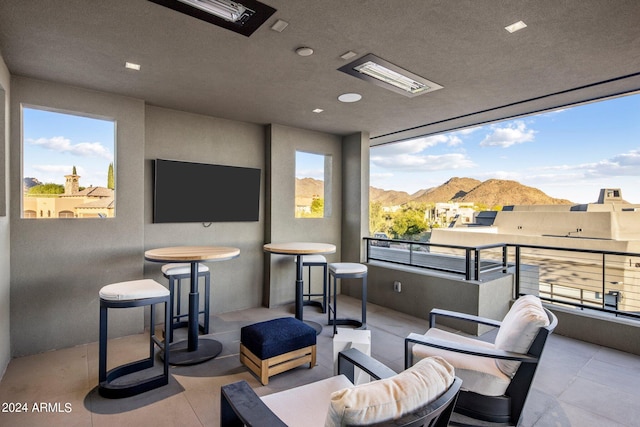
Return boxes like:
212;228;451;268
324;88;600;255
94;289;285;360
425;202;476;227
23;172;114;218
430;189;640;312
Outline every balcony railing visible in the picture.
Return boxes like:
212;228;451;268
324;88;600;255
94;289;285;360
363;237;640;321
364;237;508;281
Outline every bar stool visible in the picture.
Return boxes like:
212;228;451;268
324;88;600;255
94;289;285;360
98;279;171;399
327;263;367;335
295;255;328;313
162;263;210;342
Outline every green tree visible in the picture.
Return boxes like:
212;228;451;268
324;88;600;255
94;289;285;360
310;198;324;216
27;183;65;195
107;162;114;190
391;204;428;239
72;165;77;175
369;201;386;234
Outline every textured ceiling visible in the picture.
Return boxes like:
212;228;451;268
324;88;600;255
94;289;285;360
0;0;639;146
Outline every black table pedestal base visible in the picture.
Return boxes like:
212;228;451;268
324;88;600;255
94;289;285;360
304;320;323;335
161;338;222;366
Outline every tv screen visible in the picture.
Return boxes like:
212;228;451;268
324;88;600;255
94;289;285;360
153;159;261;223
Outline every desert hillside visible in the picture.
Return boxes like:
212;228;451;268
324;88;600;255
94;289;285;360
296;176;573;206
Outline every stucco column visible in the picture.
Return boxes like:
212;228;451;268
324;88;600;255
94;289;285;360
341;132;370;263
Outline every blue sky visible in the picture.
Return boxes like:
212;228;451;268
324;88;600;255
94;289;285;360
25;94;639;205
370;93;640;204
296;151;326;180
23;107;115;188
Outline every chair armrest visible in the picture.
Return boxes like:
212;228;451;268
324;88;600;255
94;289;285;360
429;308;502;329
221;352;398;426
220;380;286;427
338;348;397;382
405;333;538;369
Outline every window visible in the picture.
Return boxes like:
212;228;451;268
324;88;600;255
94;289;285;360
369;92;640;236
371;93;640;206
22;106;116;219
295;151;331;218
0;85;5;217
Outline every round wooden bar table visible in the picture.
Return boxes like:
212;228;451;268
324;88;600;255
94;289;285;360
145;246;240;365
264;242;336;334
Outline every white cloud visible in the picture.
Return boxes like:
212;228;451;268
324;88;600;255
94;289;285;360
474;170;522;181
371;134;474;173
371;172;394;180
371;152;476;171
583;150;640;177
32;164;77;175
454;125;483;136
295;167;324;180
538;149;640;178
373;134;463;157
27;136;113;160
480;121;536;148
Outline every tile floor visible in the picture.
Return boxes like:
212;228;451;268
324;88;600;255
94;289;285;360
1;296;640;426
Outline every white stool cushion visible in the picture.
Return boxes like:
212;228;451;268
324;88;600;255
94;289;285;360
295;254;327;264
161;263;210;276
326;356;454;427
494;295;549;377
262;375;354;427
412;328;511;396
329;263;367;275
99;279;169;301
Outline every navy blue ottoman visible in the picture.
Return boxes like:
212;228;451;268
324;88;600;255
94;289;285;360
240;317;317;385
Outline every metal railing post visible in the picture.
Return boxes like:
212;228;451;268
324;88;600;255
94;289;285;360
474;248;480;281
365;238;370;262
502;245;508;272
602;253;606;310
409;243;413;265
514;245;521;298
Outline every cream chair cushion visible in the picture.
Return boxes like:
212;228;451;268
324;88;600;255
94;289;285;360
329;263;367;275
494;295;549;377
261;375;353;427
325;356;454;426
413;328;511;396
99;279;169;301
161;262;209;276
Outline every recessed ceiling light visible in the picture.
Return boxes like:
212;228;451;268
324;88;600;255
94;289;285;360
312;108;324;113
125;62;141;70
338;54;442;98
270;19;288;32
296;47;314;57
338;93;362;103
340;51;357;60
505;20;527;33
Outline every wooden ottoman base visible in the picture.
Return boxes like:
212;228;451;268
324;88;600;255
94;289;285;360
240;317;317;385
240;343;316;385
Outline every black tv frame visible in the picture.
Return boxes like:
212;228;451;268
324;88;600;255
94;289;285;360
153;158;261;223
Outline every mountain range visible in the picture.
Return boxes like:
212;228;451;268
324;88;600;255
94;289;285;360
297;177;574;207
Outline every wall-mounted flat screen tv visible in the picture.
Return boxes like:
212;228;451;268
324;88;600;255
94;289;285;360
153;159;261;223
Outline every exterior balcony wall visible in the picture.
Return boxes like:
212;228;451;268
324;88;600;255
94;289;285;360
343;263;513;336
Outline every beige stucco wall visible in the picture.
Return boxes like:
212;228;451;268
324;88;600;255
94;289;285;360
264;124;343;307
10;77;146;357
7;78;351;358
341;132;370;263
0;53;11;378
143;106;266;314
364;263;513;335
